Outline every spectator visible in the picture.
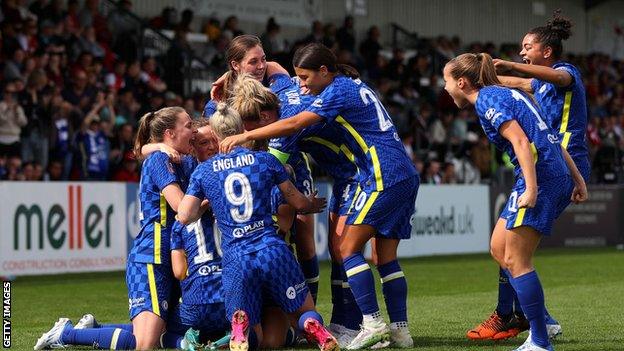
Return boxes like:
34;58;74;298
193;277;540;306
74;112;109;180
115;88;140;126
62;69;97;113
5;155;24;180
441;162;457;184
422;160;442;184
260;17;284;59
177;8;194;33
359;26;382;74
72;26;105;60
45;158;64;181
4;48;26;81
222;16;243;41
0;80;28;159
112;150;139;182
471;134;492;181
108;0;140;62
109;122;134;170
301;21;323;45
19;69;50;167
337;15;355;53
105;60;127;92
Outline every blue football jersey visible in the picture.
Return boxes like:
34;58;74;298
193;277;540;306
186;147;289;263
475;86;568;180
299;123;359;184
170;212;223;305
531;62;590;177
203;100;217;117
130;152;191;264
305;75;417;192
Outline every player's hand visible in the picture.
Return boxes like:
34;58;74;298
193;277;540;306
517;188;537;208
571;180;588;204
159;143;181;163
210;73;228;101
219;133;249;153
303;191;327;214
493;59;514;74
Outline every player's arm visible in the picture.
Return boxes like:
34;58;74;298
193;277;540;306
162;183;185;212
494;59;572;88
141;143;181;163
500;120;538;208
220;112;323;153
560;145;588;203
171;249;188;280
277;179;327;214
177;194;202;225
266;61;289;77
276;204;296;234
497;76;534;93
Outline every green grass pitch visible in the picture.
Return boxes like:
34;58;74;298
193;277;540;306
10;248;624;350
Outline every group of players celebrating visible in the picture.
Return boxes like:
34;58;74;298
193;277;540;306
34;10;588;351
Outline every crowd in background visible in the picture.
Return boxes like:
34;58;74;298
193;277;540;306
1;0;623;184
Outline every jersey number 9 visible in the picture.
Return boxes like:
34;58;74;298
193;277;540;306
224;172;254;223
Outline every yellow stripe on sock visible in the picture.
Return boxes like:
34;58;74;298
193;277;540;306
147;264;160;316
109;328;122;350
381;271;405;283
346;263;370;277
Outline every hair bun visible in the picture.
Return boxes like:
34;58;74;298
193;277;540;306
547;10;572;40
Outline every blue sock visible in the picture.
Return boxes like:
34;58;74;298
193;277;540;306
62;328;136;349
298;310;324;330
343;253;380;315
341;266;362;330
544;307;558;324
160;332;184;349
509;271;549;348
377;260;408;324
300;256;320;304
497;267;514;317
98;324;133;332
330;262;344;325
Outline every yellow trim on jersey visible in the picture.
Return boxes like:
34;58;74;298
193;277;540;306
336;116;369;152
559;91;573;149
340;144;356;163
159;194;167;226
530;142;538;164
514;208;526;227
346;263;370;277
301;152;313;174
369;146;384;191
336;115;384;190
110;328;122;349
304;136;341;153
154;223;162;264
306;276;320;284
268;147;291;164
147;264;160;316
354;191;380;224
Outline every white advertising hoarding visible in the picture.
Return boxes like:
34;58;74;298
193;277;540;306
397;185;491;257
0;182;127;276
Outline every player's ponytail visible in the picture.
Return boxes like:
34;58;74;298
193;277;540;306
210;103;244;139
528;9;572;59
133;107;186;159
229;73;280;122
447;53;501;89
477;53;501;87
294;43;360;79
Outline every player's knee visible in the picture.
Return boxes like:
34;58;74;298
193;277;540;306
260;332;284;349
134;335;159;350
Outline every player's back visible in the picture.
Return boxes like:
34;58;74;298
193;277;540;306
187;147;288;263
475;85;568;181
532;61;590;178
307;75;417;192
171;211;223;305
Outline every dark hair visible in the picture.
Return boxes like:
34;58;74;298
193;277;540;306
446;53;501;88
220;35;264;101
528;9;572;60
292;43;359;79
133;107;185;158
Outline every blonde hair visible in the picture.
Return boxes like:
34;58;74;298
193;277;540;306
229;73;280;122
209;103;244;139
134;106;186;158
446;53;501;88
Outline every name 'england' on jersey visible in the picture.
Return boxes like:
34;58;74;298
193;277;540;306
171;212;223;305
475;85;568;180
531;62;590;178
305;75;417;192
186;147;289;263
